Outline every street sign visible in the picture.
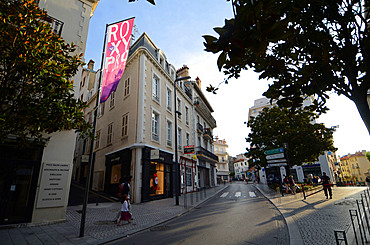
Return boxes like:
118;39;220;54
268;163;287;167
267;159;287;164
266;153;285;160
264;148;284;155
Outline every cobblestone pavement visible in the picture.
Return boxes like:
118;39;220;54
256;184;368;245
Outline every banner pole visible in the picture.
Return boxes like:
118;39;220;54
79;23;108;238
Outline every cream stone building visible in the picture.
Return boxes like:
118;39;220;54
0;0;99;225
339;150;370;184
214;137;230;183
74;33;218;203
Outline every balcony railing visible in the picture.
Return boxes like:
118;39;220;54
44;15;64;36
196;146;218;163
203;128;213;141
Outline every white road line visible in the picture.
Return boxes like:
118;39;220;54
220;192;229;198
235;192;241;197
249;191;256;197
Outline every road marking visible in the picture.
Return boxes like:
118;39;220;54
220;192;229;198
249;191;256;197
235;192;241;197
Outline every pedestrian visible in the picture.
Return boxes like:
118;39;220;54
288;175;296;194
117;194;131;226
366;175;370;187
113;176;133;222
321;172;332;199
283;175;289;193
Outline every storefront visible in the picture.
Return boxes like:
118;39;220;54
0;142;43;225
142;147;173;202
180;156;197;194
104;149;132;197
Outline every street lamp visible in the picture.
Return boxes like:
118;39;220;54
174;75;191;205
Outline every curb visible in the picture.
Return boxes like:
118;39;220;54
255;185;304;245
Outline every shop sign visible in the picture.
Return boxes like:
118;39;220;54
81;155;89;163
150;149;160;160
184;145;194;154
36;162;70;208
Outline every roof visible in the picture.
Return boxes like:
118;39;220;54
340;151;366;161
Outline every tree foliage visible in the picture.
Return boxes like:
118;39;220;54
246;107;337;167
204;0;370;132
0;0;91;144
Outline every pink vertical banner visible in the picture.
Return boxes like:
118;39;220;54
100;18;135;103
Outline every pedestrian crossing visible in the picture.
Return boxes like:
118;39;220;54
219;191;258;198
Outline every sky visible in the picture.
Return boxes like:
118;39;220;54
84;0;370;158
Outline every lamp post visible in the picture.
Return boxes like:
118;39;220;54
174;75;191;205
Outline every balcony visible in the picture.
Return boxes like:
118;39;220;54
203;128;213;141
44;15;64;36
196;146;218;163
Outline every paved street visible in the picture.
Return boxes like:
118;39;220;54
0;183;368;245
109;182;288;245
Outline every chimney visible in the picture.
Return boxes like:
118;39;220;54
195;77;201;88
87;59;95;70
176;65;189;78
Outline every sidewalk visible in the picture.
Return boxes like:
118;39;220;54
255;183;368;245
0;185;228;245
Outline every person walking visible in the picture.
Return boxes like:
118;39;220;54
288;175;296;194
113;176;133;222
117;194;131;225
321;172;333;199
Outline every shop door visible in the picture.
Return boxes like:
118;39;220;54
0;161;39;225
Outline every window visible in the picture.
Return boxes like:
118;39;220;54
98;103;105;117
152;111;160;141
152;74;160;102
95;130;101;149
122;113;128;137
124;77;130;97
107;123;113;145
109;91;115;109
185;106;189;125
166;120;172;147
186;133;190;146
178;127;182;149
166;87;172;111
177;98;181;119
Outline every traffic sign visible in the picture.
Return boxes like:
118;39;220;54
264;148;284;155
266;153;285;160
267;159;287;164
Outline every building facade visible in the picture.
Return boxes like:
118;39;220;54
339;151;370;184
234;154;249;180
214;137;230;183
0;0;99;225
74;33;218;203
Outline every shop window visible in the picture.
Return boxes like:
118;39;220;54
150;161;164;196
110;164;121;184
186;167;192;186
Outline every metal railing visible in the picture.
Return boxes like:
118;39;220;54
334;188;370;245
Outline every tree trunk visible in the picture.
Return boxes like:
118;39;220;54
352;92;370;135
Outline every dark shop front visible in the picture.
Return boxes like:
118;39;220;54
141;147;173;202
104;149;132;197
